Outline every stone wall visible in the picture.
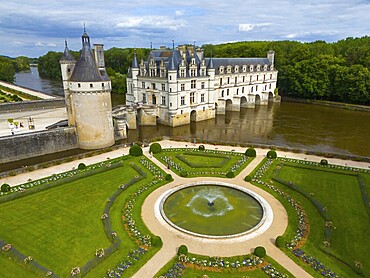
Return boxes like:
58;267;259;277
0;99;65;114
0;127;78;163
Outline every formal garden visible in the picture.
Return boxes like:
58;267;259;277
0;142;369;277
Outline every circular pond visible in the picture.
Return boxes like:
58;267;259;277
160;182;270;238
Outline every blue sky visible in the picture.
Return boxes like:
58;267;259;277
0;0;369;58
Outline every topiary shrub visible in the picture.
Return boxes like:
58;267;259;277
198;145;205;151
254;246;266;258
226;171;235;178
177;245;188;256
245;148;256;157
129;144;143;157
320;159;328;165
149;142;162;154
165;174;173;181
266;150;277;159
275;236;285;248
180;170;188;177
151;235;162;247
1;183;10;193
78;163;86;170
244;175;252;182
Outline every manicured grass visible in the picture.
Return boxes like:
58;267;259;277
0;156;167;277
0;255;38;277
254;159;370;277
277;165;370;275
155;148;252;177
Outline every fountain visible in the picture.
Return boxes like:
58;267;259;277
159;182;271;238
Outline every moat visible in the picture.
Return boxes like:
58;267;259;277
14;68;370;158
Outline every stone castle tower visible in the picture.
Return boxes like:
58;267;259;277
60;30;114;149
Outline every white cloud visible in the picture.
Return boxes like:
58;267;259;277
285;33;297;39
116;16;185;30
175;10;184;17
239;24;254;32
35;42;44;46
47;43;57;47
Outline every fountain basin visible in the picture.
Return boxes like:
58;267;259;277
159;182;273;239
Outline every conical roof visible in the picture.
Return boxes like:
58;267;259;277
70;31;103;82
60;40;76;63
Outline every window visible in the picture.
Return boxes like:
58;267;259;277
235;77;237;84
180;69;185;78
142;82;145;89
201;82;205;89
220;78;223;85
257;75;259;81
236;89;239;95
191;80;196;89
181;96;185;105
263;75;266;81
270;74;273;79
251;87;254;93
143;94;147;103
221;90;224;97
269;83;272;89
256;85;258;91
67;68;71;73
250;76;252;82
201;93;205;102
152;95;156;104
181;84;185;91
242;87;244;94
162;84;165;91
243;76;245;82
227;89;229;96
227;77;230;84
152;83;156;89
265;85;267;90
201;69;205;76
190;92;195;104
102;83;105;88
90;84;93;88
78;83;81;88
161;96;166;105
190;69;196;77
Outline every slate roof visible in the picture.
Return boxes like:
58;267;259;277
205;57;271;74
70;31;104;82
60;41;76;63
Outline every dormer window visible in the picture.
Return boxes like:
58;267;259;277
219;66;224;74
264;65;268;71
249;65;254;72
257;65;261;71
243;66;247;72
227;66;232;73
234;66;239;73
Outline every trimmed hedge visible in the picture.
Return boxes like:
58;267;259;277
1;184;10;193
244;175;252;182
180;170;188;177
320;159;328;165
267;150;277;159
165;174;173;181
129;144;143;157
198;145;205;151
245;148;256;157
275;236;285;248
78;163;86;170
177;245;188;256
151;236;162;247
254;246;266;258
149;143;162;154
226;171;235;178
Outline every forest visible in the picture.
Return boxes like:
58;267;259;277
10;36;370;104
0;56;31;82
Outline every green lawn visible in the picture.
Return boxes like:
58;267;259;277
155;148;252;177
0;156;166;277
255;159;370;277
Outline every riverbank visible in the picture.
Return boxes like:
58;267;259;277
0;81;54;100
282;96;370;112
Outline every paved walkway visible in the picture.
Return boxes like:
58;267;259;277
0;80;55;99
0;107;67;137
2;140;369;277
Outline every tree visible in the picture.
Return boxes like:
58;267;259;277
0;58;15;82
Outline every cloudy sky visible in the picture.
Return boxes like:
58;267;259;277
0;0;369;58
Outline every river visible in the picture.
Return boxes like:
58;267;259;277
14;67;370;158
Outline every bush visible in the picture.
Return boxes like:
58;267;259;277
266;150;277;159
244;175;252;182
320;159;328;165
275;236;285;248
254;246;266;258
177;245;188;256
149;143;162;154
198;145;205;151
180;170;188;177
78;163;86;170
151;236;162;247
129;144;143;157
245;148;256;157
226;171;235;178
165;174;172;181
1;184;10;192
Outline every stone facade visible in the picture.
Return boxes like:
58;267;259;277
126;45;278;127
60;31;115;149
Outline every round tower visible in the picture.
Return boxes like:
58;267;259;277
66;30;114;149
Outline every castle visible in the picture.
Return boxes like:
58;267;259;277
126;45;279;127
60;30;115;149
